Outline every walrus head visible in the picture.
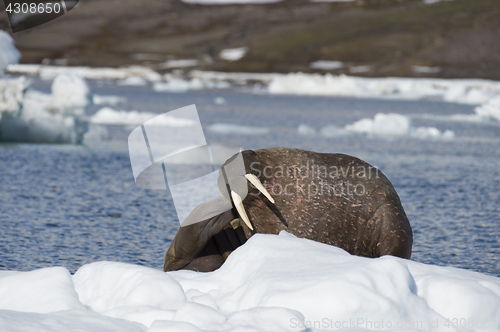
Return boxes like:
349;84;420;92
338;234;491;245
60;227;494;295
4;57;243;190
164;166;274;272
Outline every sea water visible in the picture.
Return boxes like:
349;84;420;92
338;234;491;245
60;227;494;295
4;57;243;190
1;80;499;276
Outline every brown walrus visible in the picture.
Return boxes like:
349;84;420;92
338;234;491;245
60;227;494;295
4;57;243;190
164;148;412;272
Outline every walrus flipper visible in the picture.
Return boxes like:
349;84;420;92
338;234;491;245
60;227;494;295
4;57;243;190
369;203;413;259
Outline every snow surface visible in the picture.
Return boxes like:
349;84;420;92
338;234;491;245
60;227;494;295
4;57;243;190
162;59;200;69
412;66;441;74
0;31;21;75
219;47;248;62
1;232;500;332
0;74;92;144
309;61;344;70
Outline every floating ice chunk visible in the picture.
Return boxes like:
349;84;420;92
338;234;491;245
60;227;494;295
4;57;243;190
214;96;227;105
412;127;455;140
309;60;344;70
0;30;21;74
153;79;191;93
0;76;29;115
345;113;454;139
50;74;90;117
117;76;148;86
6;64;162;82
219;47;248;62
208;123;270;135
346;113;411;136
0;74;90;144
413;65;442;74
297;124;317;136
93;94;127;106
162;59;199;69
474;96;500;122
320;124;352;138
349;65;372;73
267;72;500;105
91;107;196;126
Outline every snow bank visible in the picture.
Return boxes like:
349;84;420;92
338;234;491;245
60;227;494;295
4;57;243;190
1;232;500;332
207;123;270;135
219;47;248;62
162;59;199;69
0;74;91;144
91;108;197;126
309;60;344;70
0;31;21;74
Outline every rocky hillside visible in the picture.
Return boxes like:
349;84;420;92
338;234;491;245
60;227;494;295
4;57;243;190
1;0;499;79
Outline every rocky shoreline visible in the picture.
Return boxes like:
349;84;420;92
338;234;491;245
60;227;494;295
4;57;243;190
1;0;499;80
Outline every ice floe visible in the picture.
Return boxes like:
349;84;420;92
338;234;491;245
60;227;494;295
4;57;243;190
0;74;92;144
0;31;21;75
207;123;270;135
91;108;197;127
345;113;455;139
117;76;149;87
268;73;500;105
309;61;344;71
474;96;500;123
298;113;454;140
1;232;500;332
162;59;200;69
6;64;162;82
93;94;127;106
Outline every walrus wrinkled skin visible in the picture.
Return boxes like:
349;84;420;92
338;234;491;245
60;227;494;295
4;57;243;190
164;148;412;272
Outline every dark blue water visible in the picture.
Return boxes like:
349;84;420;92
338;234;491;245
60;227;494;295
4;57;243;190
1;81;499;276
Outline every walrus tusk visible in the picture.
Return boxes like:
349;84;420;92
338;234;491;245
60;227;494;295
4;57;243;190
231;190;254;231
245;173;275;204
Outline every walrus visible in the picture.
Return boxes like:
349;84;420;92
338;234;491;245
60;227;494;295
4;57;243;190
164;147;412;272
